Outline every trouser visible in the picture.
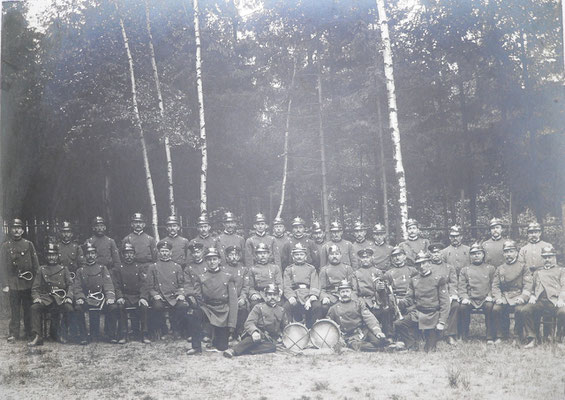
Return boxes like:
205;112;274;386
30;302;73;339
188;307;230;351
444;300;459;337
9;289;33;338
232;335;276;356
394;314;440;352
74;303;119;340
235;304;248;337
522;300;565;339
369;307;394;337
117;300;148;339
151;299;189;336
344;329;388;352
310;301;333;322
492;303;527;339
283;300;319;328
458;301;495;340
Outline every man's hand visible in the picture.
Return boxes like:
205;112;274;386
528;296;537;305
557;300;565;308
116;298;125;305
139;298;149;307
238;298;246;306
376;332;385;339
450;295;459;302
251;331;261;342
176;295;186;302
436;322;445;331
304;295;317;311
2;286;9;293
514;298;525;305
188;296;197;306
64;298;73;304
76;299;84;305
495;298;504;305
33;298;42;304
250;294;261;301
485;296;493;303
288;297;297;306
461;298;470;305
107;298;115;305
153;294;163;301
322;297;330;305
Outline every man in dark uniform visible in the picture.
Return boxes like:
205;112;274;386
271;217;291;268
518;222;552;273
143;240;188;339
371;224;393;271
186;243;207;277
491;240;533;344
161;215;190;270
85;216;121;271
216;212;246;266
283;243;320;328
328;279;388;351
383;246;417;311
189;214;218;253
281;217;319;271
57;221;85;278
247;243;283;310
311;221;326;270
483;218;506;268
113;243;150;344
351;222;372;270
0;218;40;342
73;242;118;343
320;221;354;268
28;243;74;346
244;213;275;268
186;248;238;354
458;243;496;342
441;225;469;276
394;251;449;352
121;213;157;270
223;246;249;339
398;219;429;265
223;283;288;358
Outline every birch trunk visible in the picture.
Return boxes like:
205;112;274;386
276;57;297;219
375;0;409;239
317;67;330;231
192;0;208;213
376;98;389;236
114;1;159;240
145;0;175;216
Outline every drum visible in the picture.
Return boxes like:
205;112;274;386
282;323;310;352
310;319;341;349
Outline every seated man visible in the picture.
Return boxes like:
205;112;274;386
458;243;496;342
187;248;238;354
143;240;188;339
113;243;150;344
223;283;287;358
73;242;118;344
383;246;417;317
247;243;283;309
394;251;449;352
327;279;388;352
28;243;74;346
223;246;249;340
522;245;565;348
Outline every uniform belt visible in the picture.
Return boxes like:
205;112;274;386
205;298;227;306
416;305;440;313
292;284;309;290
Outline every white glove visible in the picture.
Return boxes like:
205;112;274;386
116;298;125;305
139;298;149;307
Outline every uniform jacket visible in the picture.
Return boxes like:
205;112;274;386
518;240;552;272
161;235;190;268
319;262;358;304
244;233;275;268
458;263;496;308
429;261;458;298
122;232;157;265
283;262;319;303
272;234;292;269
74;263;116;305
57;241;85;274
113;261;148;304
86;235;121;270
189;235;218;262
222;263;249;304
371;242;393;271
351;240;377;270
144;260;185;306
328;298;382;336
32;264;73;306
247;263;282;299
313;240;326;270
402;270;449;329
190;267;238;328
384;265;417;299
282;236;320;271
320;239;354;269
184;259;207;294
441;244;470;275
216;232;246;265
482;237;505;268
398;237;430;265
531;265;565;306
354;266;385;308
491;260;533;305
0;238;40;291
244;302;288;338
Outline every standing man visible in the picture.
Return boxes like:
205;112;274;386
0;218;40;342
491;240;533;345
441;225;470;276
384;246;417;307
394;251;449;352
518;222;552;273
483;218;506;268
244;213;275;268
216;212;246;266
223;246;249;339
28;243;74;346
311;221;326;270
247;243;283;309
189;215;218;253
351;222;373;270
281;217;319;271
320;221;354;268
398;219;429;265
186;243;207;278
371;224;393;271
161;215;190;270
458;243;496;342
271;217;291;269
57;221;85;277
122;213;157;270
85;216;121;271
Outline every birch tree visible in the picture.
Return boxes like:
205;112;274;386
375;0;408;239
317;65;330;231
114;0;159;240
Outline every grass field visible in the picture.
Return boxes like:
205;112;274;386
1;318;564;400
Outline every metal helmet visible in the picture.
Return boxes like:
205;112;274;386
414;250;431;264
427;243;444;252
223;212;236;223
526;222;542;232
205;247;220;258
357;248;374;258
10;218;24;228
489;218;503;228
291;217;305;227
337;279;352;291
469;242;485;254
254;213;267;224
272;217;285;226
60;221;73;232
166;215;180;225
188;242;204;253
291;243;308;254
329;221;343;232
92;216;105;225
541;245;557;257
84;242;97;252
122;243;135;253
264;283;279;294
502;240;517;251
449;225;462;236
353;221;367;231
255;243;270;253
312;221;324;233
46;243;59;254
373;224;386;234
390;246;405;256
405;218;419;228
131;213;145;222
197;215;210;226
156;240;173;250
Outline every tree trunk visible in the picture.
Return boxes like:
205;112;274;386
375;0;409;239
276;57;297;219
376;98;389;236
103;161;113;232
114;1;159;240
145;0;175;216
192;0;208;214
317;67;330;231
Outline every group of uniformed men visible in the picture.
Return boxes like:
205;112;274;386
1;212;564;357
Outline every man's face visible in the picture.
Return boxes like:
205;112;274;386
470;251;484;265
503;248;518;263
123;250;135;263
359;254;372;268
450;234;461;247
93;223;106;236
490;225;502;239
198;223;211;237
292;251;307;264
227;251;240;265
61;231;73;243
391;252;406;266
159;247;172;260
224;221;237;234
353;230;366;243
430;249;442;263
264;291;278;306
191;248;204;261
312;231;325;244
85;250;97;264
255;222;267;234
373;233;386;245
256;251;269;264
10;226;24;240
46;253;59;265
206;255;221;271
292;224;305;238
131;221;145;233
328;249;342;265
407;225;419;238
527;230;541;243
542;254;556;268
417;260;432;273
167;223;180;237
273;223;285;237
339;288;352;302
330;230;343;242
